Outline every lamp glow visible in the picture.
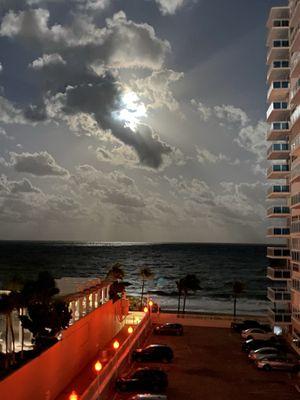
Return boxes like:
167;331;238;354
94;361;102;373
113;340;120;349
128;326;133;334
148;300;154;307
143;306;149;313
69;391;79;400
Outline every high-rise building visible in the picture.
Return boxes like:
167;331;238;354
267;0;300;353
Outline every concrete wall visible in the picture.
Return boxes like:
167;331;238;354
0;299;128;400
151;313;268;328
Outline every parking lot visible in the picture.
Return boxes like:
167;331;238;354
113;326;299;400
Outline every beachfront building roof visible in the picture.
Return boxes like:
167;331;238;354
0;278;111;354
266;0;300;354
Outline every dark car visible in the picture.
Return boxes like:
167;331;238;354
154;323;183;336
242;338;286;353
231;320;270;333
116;367;168;393
132;345;174;363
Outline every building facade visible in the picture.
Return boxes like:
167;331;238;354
267;0;300;353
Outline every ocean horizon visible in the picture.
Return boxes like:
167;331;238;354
0;241;268;315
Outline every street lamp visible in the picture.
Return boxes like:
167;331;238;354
127;326;133;334
69;391;79;400
93;361;102;399
113;340;120;350
143;306;149;313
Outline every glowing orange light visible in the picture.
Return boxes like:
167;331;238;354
113;340;120;349
127;326;133;334
94;360;102;373
143;306;149;313
148;300;154;307
69;390;79;400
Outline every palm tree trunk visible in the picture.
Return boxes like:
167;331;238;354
182;291;187;314
9;313;15;364
5;315;9;369
233;295;237;317
20;308;24;360
140;278;145;310
177;291;181;315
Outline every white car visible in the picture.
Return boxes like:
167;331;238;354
129;395;168;400
241;328;276;341
248;347;280;361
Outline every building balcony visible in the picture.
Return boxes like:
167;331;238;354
267;60;289;83
291;193;300;209
267;164;289;179
291;249;300;264
291;52;300;78
291;105;300;131
267;287;291;302
267;246;290;259
290;0;300;27
290;24;300;52
266;24;289;47
267;7;289;28
267;185;290;199
266;102;289;122
268;307;292;324
267;206;290;218
267;143;289;160
291;136;300;156
290;79;300;105
267;227;290;238
290;165;300;183
291;220;300;236
266;40;290;65
267;121;290;141
267;80;289;102
267;266;291;280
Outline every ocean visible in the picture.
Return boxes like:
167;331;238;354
0;241;268;315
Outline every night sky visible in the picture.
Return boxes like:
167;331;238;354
0;0;285;242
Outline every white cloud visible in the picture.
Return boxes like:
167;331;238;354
191;100;249;127
191;99;212;121
9;151;69;177
30;53;66;69
213;104;249;127
0;63;2;73
0;95;25;124
155;0;186;15
131;69;183;112
196;146;240;166
235;121;268;162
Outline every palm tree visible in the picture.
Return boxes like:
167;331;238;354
232;280;245;318
0;293;16;368
139;267;154;309
105;262;125;282
176;280;183;315
181;274;201;314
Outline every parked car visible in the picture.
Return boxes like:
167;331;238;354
132;345;174;363
154;323;183;336
231;319;262;333
242;338;286;353
241;328;276;341
248;347;282;361
116;367;168;392
128;395;168;400
255;355;300;371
